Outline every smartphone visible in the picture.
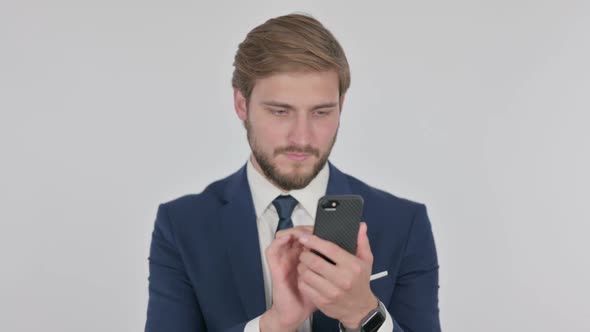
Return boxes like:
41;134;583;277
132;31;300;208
312;195;364;264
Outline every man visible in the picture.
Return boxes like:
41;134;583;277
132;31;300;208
145;13;440;332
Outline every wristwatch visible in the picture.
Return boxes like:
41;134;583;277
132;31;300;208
339;301;386;332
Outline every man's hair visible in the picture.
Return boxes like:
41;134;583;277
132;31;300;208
232;13;351;102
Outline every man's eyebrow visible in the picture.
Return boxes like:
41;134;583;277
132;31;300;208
261;101;338;110
311;102;338;110
261;101;295;110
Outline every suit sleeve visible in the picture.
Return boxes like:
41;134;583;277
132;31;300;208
145;204;256;332
144;204;207;331
388;204;441;331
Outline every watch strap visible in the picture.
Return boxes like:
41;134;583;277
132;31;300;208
339;300;387;332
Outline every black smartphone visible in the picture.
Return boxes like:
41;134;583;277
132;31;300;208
312;194;364;264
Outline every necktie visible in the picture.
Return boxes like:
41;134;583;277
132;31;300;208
272;195;298;233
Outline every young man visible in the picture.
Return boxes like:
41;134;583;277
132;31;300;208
145;14;440;332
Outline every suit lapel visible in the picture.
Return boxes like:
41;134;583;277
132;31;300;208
326;162;353;196
219;165;266;320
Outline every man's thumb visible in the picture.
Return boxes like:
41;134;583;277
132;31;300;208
356;222;373;262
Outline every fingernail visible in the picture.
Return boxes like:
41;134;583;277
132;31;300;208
299;235;309;243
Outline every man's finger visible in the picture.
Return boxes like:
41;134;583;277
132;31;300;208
298;277;325;308
275;225;313;239
298;234;352;266
297;259;340;299
265;233;291;263
356;222;373;263
299;251;338;278
299;250;352;290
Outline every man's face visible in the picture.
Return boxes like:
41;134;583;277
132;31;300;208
234;70;343;191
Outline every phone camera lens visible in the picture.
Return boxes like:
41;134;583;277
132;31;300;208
322;200;339;210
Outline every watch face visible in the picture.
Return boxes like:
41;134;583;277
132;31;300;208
362;311;385;332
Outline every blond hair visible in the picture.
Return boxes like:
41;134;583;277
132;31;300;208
232;13;351;101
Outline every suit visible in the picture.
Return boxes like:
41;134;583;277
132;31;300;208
145;162;441;331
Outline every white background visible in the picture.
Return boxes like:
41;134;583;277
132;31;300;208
1;1;589;331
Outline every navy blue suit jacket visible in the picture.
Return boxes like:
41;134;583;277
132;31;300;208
145;163;440;331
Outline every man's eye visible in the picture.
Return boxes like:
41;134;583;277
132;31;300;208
271;109;288;115
314;110;331;117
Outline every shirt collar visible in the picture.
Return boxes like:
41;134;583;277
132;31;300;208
246;155;330;220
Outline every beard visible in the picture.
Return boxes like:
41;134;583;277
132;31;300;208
245;118;337;191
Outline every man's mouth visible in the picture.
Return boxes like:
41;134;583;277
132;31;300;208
284;152;310;161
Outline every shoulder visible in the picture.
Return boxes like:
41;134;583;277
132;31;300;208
345;172;425;211
156;169;237;224
342;171;428;227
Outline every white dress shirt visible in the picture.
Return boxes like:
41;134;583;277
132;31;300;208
243;156;394;332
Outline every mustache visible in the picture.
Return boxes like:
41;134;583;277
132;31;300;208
274;146;320;158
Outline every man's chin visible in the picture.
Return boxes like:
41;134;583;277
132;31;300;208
279;160;318;177
253;152;328;190
273;174;314;190
273;163;323;189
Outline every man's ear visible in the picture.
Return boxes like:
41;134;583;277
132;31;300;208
234;88;248;121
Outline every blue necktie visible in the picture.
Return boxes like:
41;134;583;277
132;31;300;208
272;195;298;233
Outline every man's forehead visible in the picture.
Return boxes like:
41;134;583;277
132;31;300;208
254;69;339;83
250;71;340;102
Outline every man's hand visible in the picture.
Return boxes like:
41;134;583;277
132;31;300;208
260;226;316;332
296;222;379;329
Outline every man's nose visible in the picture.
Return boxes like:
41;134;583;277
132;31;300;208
288;112;313;148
